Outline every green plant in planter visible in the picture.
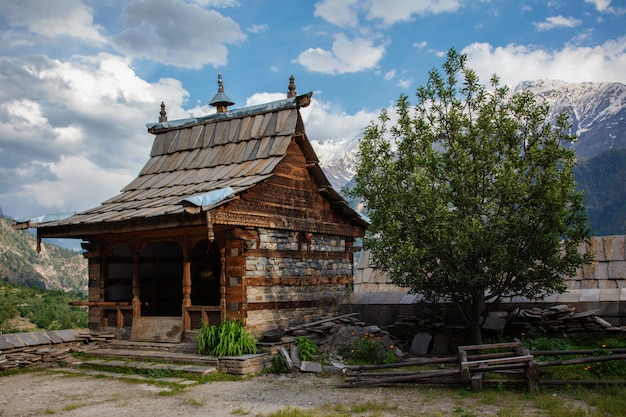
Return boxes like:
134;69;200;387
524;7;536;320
295;337;319;361
196;319;257;357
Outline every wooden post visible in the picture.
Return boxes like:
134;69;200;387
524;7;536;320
116;307;124;331
132;252;141;318
471;373;483;391
459;350;471;382
182;252;192;331
220;247;226;323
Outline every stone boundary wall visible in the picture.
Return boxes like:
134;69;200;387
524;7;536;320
0;329;86;370
350;235;626;325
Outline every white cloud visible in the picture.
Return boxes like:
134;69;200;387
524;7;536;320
585;0;625;14
113;0;246;69
367;0;461;25
585;0;611;12
244;92;286;107
15;156;135;214
397;78;413;89
247;24;269;34
0;53;192;217
314;0;360;27
384;70;396;80
463;37;626;87
295;34;385;74
191;0;240;6
413;41;428;49
534;16;582;31
1;0;107;44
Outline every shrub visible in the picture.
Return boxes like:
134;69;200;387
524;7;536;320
338;333;394;365
295;337;319;361
196;319;257;357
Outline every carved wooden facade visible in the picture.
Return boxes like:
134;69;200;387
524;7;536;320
31;90;367;339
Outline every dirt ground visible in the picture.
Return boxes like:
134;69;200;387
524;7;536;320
0;369;552;417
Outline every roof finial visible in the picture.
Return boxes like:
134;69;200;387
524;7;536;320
217;72;225;93
287;75;297;98
210;72;235;113
159;101;167;122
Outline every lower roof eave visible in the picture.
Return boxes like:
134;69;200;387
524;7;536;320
35;213;207;240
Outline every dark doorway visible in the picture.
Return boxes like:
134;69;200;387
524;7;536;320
106;243;132;302
139;241;183;316
190;240;221;306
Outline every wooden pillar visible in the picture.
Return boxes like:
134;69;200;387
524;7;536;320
182;251;192;331
220;247;226;323
100;251;107;302
96;246;107;330
132;252;141;318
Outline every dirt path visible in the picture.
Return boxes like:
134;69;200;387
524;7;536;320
0;369;551;417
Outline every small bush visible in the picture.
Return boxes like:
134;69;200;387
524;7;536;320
196;319;257;357
295;337;319;361
587;347;626;378
338;333;393;365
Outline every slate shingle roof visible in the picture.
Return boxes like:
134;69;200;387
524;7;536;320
31;92;364;234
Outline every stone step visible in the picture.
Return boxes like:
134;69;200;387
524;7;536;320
85;348;218;367
103;339;198;354
80;358;217;376
50;367;203;385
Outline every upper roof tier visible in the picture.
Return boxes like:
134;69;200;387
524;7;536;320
29;90;366;236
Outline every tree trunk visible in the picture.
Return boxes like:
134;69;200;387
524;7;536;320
469;290;485;344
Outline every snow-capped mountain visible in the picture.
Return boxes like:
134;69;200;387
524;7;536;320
514;80;626;159
313;80;626;190
309;135;362;191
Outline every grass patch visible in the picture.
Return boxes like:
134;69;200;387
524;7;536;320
63;403;85;412
261;399;399;417
264;407;317;417
231;406;251;415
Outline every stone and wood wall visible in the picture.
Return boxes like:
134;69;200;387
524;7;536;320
242;228;354;334
348;235;626;327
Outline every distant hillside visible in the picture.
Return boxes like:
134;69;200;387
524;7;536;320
574;148;626;236
0;280;87;333
0;216;87;294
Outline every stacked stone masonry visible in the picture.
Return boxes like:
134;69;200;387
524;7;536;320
244;229;353;334
351;235;626;325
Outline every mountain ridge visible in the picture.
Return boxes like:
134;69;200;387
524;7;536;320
313;80;626;190
0;215;87;294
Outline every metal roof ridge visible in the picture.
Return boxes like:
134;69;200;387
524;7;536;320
146;92;312;133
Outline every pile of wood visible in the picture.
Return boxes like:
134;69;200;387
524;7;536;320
259;313;403;373
509;305;616;332
385;304;621;337
261;312;399;352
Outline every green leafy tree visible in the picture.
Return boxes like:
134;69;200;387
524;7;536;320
350;49;592;343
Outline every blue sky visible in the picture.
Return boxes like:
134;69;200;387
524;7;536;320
0;0;625;220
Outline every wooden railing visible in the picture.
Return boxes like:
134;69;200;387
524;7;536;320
185;305;221;330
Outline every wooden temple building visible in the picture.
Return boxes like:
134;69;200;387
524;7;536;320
26;75;367;342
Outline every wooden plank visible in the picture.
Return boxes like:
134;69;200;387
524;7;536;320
458;341;521;353
461;355;534;368
342;369;462;387
287;313;359;331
